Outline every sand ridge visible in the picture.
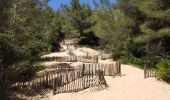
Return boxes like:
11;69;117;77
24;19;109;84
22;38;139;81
42;64;170;100
35;44;170;100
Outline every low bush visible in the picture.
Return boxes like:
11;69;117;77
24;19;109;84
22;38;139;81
18;62;45;75
119;56;147;68
25;63;45;75
156;60;170;83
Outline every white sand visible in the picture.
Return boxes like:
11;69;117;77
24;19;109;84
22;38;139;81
42;51;70;58
35;44;170;100
42;64;170;100
77;47;99;56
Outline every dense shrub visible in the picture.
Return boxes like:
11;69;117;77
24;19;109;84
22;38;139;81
20;62;45;75
119;56;147;68
156;60;170;83
92;0;170;71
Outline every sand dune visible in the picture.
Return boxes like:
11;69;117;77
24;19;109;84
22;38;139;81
41;64;170;100
31;44;170;100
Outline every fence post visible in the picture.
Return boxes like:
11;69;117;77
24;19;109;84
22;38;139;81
53;78;57;95
118;61;121;75
144;67;146;79
116;61;121;76
45;71;48;87
75;56;78;62
96;56;99;63
82;64;85;77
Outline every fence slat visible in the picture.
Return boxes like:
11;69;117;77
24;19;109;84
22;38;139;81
8;62;121;94
144;68;158;78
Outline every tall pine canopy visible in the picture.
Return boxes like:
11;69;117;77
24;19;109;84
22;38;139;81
0;0;170;99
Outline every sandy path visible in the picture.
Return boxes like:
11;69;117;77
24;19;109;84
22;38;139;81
42;51;69;57
39;43;170;100
42;64;170;100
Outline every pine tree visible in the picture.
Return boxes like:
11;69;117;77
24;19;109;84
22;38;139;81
62;0;95;37
42;7;65;51
0;0;49;72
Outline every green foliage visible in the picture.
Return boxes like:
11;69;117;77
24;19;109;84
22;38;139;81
0;0;60;70
61;0;99;46
42;7;65;51
20;62;45;75
62;0;94;35
0;81;10;100
93;0;170;69
0;0;49;69
156;60;170;83
120;56;147;68
0;1;50;97
0;0;170;96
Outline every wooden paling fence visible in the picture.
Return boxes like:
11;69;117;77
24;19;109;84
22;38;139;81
41;56;77;62
53;70;106;95
77;63;121;76
10;68;78;89
144;68;158;78
77;56;98;63
53;62;121;94
6;62;121;94
41;55;98;63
